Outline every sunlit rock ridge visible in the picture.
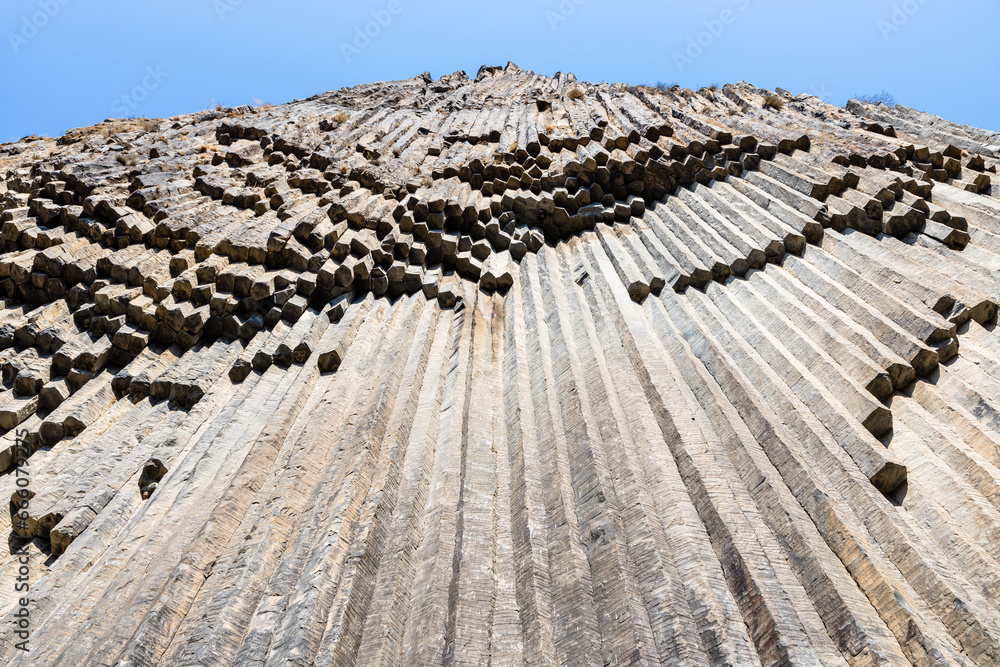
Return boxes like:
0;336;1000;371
1;63;1000;665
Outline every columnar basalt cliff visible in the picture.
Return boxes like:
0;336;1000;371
1;63;1000;665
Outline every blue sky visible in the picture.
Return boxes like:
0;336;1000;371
1;0;997;144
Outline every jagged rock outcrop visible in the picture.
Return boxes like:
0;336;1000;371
0;64;1000;665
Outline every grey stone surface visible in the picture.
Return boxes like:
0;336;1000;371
0;67;999;665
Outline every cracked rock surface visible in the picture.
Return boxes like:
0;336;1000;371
2;64;1000;665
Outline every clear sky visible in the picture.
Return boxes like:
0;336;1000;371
1;0;997;144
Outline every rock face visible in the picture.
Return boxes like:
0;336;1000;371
0;65;1000;665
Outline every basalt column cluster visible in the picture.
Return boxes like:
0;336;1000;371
1;64;1000;665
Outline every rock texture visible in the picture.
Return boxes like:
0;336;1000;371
0;64;999;665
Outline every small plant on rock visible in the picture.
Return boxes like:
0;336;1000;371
857;91;896;107
763;94;785;111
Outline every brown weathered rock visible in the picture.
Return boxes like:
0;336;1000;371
3;67;1000;667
